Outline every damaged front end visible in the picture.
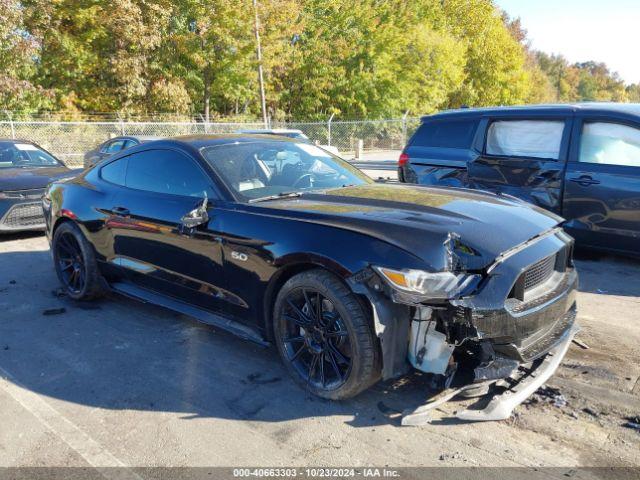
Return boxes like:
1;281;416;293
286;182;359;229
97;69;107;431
348;227;578;422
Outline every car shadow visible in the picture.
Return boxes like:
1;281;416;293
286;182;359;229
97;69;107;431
574;247;640;297
0;248;449;429
0;230;45;242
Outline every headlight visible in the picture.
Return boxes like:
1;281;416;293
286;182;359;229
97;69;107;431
373;266;479;299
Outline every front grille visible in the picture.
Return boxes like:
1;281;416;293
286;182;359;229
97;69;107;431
523;254;556;291
519;304;577;361
1;202;45;228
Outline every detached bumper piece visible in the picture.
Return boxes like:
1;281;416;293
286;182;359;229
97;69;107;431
402;322;579;425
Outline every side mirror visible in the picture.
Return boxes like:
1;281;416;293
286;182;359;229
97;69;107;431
181;195;209;229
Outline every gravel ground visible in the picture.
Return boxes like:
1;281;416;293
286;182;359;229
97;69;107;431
0;232;639;469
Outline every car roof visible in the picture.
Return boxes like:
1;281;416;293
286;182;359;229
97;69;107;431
108;135;163;142
421;103;640;121
146;134;304;150
236;128;305;134
0;139;40;145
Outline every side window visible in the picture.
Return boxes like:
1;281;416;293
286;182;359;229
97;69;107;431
122;140;137;149
579;122;640;167
125;149;214;197
101;140;123;154
486;120;565;160
100;158;127;185
411;119;478;149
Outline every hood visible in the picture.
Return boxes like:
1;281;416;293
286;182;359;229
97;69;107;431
0;166;78;191
255;183;562;270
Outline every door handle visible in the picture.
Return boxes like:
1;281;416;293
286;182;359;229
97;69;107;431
111;206;130;216
568;176;601;187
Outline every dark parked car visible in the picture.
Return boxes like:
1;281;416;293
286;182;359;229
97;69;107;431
0;139;77;233
84;135;162;168
399;103;640;257
43;135;578;421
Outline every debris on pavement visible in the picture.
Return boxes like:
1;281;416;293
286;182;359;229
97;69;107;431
623;416;640;432
244;372;282;385
51;288;67;298
439;451;466;462
528;385;568;408
572;338;590;349
401;386;464;426
42;307;66;316
583;407;600;418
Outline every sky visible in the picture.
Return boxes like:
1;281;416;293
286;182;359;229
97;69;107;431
495;0;640;84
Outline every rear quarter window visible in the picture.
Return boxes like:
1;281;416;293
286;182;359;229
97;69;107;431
100;158;127;185
410;119;479;149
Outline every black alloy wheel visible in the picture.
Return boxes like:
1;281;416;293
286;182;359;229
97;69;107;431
273;269;380;400
52;222;106;300
55;231;86;295
281;288;352;390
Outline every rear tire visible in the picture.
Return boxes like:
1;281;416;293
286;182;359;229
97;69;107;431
273;269;380;399
52;222;106;301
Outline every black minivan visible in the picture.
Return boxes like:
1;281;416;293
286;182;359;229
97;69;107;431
399;103;640;256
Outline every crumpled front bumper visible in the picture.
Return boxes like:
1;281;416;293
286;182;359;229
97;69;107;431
450;228;578;364
350;227;579;421
402;321;579;424
456;321;579;421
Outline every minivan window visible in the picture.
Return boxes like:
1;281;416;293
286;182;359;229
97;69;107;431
411;119;478;149
486;120;564;160
125;149;214;197
100;158;127;185
580;122;640;168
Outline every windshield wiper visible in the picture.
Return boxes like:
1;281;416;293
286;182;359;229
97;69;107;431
248;191;303;203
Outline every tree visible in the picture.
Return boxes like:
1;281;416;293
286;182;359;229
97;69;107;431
442;0;530;107
0;0;52;112
22;0;171;113
5;0;638;117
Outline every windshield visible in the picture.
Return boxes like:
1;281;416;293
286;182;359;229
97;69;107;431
0;142;61;168
201;141;372;201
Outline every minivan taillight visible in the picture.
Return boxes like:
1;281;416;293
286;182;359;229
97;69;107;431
398;152;409;167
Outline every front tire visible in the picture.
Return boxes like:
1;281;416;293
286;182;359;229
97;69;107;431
273;269;380;399
52;222;105;301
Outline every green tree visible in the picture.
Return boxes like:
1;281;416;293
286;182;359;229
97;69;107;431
0;0;52;112
22;0;171;113
443;0;530;107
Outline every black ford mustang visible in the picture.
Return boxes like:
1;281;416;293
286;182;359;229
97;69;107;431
43;135;578;421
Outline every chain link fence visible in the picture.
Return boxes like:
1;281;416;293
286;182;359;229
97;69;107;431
0;114;421;168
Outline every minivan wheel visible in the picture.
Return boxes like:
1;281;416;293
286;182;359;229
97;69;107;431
52;222;105;301
273;269;380;399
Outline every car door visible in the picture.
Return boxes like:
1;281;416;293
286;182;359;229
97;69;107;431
562;117;640;255
466;115;573;214
107;148;229;313
401;117;480;186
